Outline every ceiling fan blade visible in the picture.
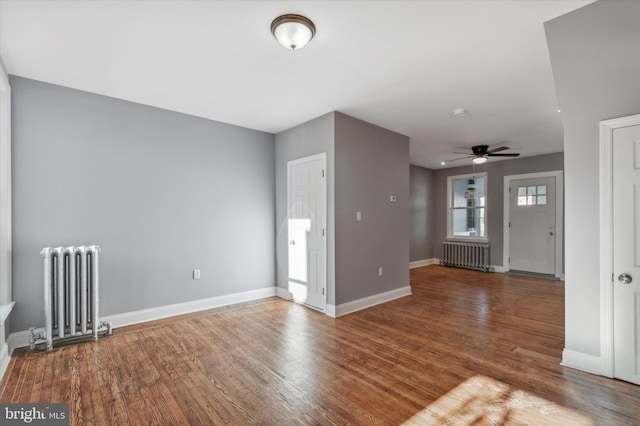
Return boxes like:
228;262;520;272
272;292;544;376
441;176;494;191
487;146;509;154
487;153;520;157
443;155;472;163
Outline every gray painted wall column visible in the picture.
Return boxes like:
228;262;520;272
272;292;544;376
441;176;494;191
545;0;640;358
276;112;410;308
334;113;410;305
274;113;336;304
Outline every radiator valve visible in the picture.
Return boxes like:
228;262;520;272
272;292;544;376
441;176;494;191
28;327;46;351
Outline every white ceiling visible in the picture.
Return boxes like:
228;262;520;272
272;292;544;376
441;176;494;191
0;0;593;169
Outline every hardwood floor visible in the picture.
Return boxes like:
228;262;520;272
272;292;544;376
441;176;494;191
1;265;639;425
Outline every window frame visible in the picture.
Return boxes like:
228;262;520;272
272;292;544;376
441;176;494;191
446;172;489;243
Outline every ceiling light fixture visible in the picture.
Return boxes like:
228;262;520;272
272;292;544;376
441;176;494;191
271;14;316;50
472;156;487;165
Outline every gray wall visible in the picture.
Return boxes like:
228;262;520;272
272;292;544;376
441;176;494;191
274;112;336;304
432;152;564;266
334;112;410;304
545;0;640;357
11;76;275;332
410;165;435;262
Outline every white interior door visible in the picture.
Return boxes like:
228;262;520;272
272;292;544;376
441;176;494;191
613;122;640;385
509;177;556;275
287;154;326;311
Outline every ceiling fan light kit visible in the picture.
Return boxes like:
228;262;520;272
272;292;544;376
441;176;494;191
271;14;316;50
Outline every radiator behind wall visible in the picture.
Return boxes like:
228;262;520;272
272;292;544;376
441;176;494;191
440;241;491;272
31;246;112;350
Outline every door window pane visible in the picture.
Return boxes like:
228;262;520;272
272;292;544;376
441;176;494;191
517;185;549;206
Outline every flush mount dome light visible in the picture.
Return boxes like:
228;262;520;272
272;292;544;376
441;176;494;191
271;14;316;50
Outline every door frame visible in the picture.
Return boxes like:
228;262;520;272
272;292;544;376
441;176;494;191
286;152;327;312
599;113;640;378
503;170;564;279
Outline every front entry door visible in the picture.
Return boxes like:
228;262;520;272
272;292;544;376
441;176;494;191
509;176;556;275
287;154;326;311
613;122;640;385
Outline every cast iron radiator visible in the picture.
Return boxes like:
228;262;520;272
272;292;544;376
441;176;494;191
440;241;491;272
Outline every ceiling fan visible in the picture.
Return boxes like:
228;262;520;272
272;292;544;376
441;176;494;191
444;145;520;165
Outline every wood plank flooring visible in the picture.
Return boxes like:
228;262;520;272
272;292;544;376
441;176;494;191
1;265;639;425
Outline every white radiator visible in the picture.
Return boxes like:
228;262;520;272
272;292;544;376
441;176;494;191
33;246;112;350
440;241;491;272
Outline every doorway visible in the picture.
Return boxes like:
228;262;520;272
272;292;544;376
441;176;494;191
287;153;327;312
503;171;563;279
600;113;640;385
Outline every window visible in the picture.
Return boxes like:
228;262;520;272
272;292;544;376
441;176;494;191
517;185;547;206
447;172;487;241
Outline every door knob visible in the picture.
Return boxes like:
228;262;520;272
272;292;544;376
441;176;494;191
289;240;295;245
618;273;633;284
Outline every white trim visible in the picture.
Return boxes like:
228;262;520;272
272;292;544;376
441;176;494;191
503;170;564;279
287;152;328;312
0;301;15;325
561;349;604;376
8;286;277;352
276;286;293;300
326;286;412;318
446;172;489;242
599;114;640;378
491;265;506;273
326;304;336;317
0;55;11;308
409;258;439;269
0;343;10;384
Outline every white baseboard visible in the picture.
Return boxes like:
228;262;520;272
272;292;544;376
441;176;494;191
8;286;276;353
276;286;293;300
326;285;412;318
0;343;10;383
410;258;439;269
492;265;506;273
326;303;336;317
561;349;605;376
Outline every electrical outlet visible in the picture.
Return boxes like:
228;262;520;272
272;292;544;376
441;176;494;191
357;211;362;221
193;269;201;280
378;267;384;276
